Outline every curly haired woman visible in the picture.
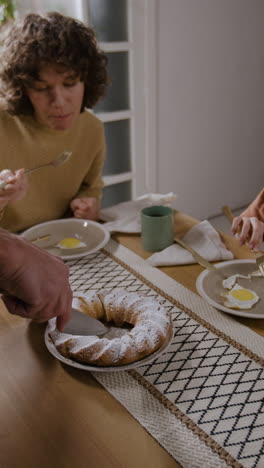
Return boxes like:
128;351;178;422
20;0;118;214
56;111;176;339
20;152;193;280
0;12;109;232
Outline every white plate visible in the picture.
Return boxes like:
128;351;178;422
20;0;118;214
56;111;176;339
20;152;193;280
21;218;110;260
196;259;264;318
45;320;174;372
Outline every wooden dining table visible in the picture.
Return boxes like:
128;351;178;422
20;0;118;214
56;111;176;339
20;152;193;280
0;210;263;468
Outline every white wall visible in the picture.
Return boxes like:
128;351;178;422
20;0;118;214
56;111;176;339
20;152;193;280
156;0;264;219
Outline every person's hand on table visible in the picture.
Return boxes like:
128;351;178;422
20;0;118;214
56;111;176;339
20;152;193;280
71;196;100;220
232;215;264;251
0;168;29;210
0;230;72;331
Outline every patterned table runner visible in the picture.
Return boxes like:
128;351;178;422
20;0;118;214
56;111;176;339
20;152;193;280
66;240;264;468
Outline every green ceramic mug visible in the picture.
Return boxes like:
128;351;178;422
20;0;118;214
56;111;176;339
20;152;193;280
141;205;174;252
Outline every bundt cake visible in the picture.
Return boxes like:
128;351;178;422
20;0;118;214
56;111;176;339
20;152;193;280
49;289;172;366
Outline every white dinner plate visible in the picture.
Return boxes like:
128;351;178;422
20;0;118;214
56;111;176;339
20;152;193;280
21;218;110;260
45;319;174;372
196;259;264;318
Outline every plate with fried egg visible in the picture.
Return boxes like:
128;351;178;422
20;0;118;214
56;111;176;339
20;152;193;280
196;259;264;318
21;218;110;260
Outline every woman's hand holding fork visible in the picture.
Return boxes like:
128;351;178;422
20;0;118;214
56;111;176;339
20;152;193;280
0;168;29;212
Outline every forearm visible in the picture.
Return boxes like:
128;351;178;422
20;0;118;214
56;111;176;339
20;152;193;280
0;228;72;329
0;230;22;288
0;228;18;257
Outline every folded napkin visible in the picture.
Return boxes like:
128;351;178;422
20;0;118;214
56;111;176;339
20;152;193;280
100;192;177;233
147;220;234;267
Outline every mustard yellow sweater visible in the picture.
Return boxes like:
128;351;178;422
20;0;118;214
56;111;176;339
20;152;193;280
0;108;105;232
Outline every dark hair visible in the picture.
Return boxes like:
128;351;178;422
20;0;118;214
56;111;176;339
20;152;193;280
0;12;109;115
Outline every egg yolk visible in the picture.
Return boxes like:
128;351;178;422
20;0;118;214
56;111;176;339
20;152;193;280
59;238;82;248
230;289;255;302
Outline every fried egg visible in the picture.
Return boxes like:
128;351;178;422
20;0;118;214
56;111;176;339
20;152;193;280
56;237;86;250
222;283;259;310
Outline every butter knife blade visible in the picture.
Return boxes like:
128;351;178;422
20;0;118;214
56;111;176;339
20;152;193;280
173;235;224;275
64;308;107;336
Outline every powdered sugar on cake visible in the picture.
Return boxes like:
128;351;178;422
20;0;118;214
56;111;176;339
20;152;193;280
49;289;172;366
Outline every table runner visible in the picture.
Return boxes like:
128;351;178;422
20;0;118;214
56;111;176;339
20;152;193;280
66;239;264;468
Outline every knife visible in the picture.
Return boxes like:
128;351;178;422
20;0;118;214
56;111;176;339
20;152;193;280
174;236;218;272
63;308;107;336
0;289;107;335
173;235;229;280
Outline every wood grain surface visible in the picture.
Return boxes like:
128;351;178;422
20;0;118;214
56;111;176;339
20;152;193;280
0;211;262;468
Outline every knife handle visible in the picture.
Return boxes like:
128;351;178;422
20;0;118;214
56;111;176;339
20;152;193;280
174;236;217;272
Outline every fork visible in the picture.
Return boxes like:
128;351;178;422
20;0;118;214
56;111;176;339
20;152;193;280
222;204;264;278
0;150;72;189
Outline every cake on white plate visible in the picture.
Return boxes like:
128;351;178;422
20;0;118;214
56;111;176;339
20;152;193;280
49;289;172;366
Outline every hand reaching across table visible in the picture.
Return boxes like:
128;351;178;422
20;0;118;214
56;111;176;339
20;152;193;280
0;229;72;331
231;188;264;251
232;216;264;251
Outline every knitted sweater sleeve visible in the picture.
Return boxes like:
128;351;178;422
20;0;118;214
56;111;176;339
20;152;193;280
74;124;106;201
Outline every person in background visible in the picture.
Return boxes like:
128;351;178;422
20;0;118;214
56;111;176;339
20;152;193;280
232;188;264;251
0;11;109;233
0;228;72;330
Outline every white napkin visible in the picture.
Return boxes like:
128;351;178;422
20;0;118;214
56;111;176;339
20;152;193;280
100;192;177;233
147;220;234;267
